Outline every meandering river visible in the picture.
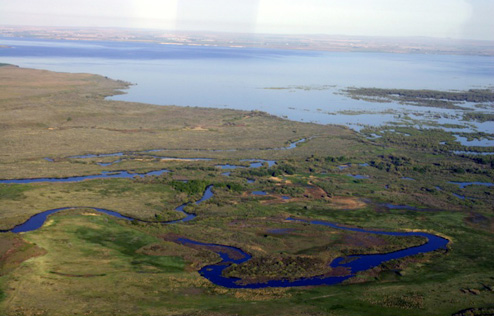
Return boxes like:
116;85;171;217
1;180;449;288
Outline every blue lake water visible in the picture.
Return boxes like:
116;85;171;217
1;37;493;135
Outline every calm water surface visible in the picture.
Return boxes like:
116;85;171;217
1;37;493;134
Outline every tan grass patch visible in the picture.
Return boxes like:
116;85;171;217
329;196;367;210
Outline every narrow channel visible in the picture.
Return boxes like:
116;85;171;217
2;184;449;288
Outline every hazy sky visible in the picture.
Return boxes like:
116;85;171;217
1;0;493;40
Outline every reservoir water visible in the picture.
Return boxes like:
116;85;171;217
1;37;493;134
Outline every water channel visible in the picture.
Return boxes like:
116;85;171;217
1;179;449;288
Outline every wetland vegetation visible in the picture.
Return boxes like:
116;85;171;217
343;87;494;110
0;65;493;315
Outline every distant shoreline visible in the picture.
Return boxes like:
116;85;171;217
1;25;494;57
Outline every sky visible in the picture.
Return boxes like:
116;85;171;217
0;0;493;40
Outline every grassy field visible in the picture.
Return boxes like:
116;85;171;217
0;66;357;179
0;66;493;315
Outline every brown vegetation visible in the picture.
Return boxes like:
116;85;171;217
0;234;45;275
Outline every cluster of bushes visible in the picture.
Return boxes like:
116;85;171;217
224;255;327;281
240;163;296;178
324;156;348;163
214;182;244;193
370;155;412;172
468;155;494;167
273;186;305;197
170;180;209;195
